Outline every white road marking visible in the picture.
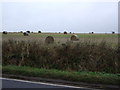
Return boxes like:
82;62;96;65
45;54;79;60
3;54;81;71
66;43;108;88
1;77;95;89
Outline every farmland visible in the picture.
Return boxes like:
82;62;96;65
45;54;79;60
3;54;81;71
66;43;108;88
2;32;120;74
2;32;119;46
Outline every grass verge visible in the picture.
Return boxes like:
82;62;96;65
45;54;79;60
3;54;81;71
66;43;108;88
2;65;120;85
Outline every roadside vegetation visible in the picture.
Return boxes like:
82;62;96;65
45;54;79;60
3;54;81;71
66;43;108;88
2;33;120;85
2;65;120;85
2;39;120;73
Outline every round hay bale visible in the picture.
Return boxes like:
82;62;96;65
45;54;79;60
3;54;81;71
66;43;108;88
71;35;79;41
38;31;41;33
23;32;29;36
26;31;30;33
112;31;115;34
3;31;7;34
64;31;67;34
45;36;54;44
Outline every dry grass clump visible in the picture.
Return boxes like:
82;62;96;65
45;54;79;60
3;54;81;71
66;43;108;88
2;39;120;73
45;36;54;44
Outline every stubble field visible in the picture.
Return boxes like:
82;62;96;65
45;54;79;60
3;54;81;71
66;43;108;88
2;32;119;45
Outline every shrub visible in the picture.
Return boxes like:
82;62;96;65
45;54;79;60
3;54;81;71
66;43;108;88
2;40;120;73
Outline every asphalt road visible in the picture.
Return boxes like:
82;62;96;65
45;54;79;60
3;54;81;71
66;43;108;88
1;78;94;89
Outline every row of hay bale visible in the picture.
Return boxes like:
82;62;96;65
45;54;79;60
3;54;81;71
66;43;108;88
2;31;69;36
22;31;69;36
45;35;79;44
23;31;41;36
22;31;71;34
89;32;115;34
63;31;75;34
2;31;30;36
25;31;42;33
23;31;71;34
2;31;116;35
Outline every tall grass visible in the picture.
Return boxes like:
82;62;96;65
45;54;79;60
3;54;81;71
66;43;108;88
2;39;120;73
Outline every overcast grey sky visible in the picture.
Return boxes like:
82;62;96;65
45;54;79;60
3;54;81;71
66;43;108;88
2;1;118;33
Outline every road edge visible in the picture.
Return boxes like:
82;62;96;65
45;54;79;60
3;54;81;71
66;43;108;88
2;74;120;89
